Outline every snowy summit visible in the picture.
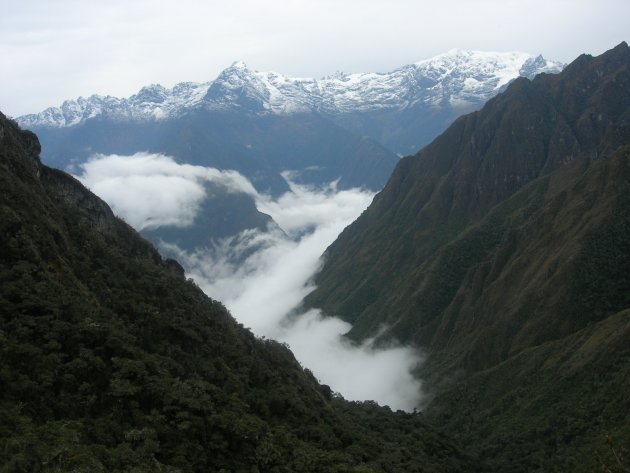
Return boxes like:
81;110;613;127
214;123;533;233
18;50;563;128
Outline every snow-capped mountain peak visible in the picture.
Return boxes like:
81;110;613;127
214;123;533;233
18;50;564;128
133;84;168;103
229;60;249;69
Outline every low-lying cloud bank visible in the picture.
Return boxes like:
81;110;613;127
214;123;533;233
76;152;424;411
76;152;257;230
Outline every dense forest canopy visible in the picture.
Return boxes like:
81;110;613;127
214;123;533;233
0;112;479;472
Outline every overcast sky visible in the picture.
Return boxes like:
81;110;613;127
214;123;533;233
1;0;627;117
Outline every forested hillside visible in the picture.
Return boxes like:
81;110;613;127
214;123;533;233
305;42;630;471
0;112;479;472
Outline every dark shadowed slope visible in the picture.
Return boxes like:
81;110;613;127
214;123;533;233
31;110;398;250
308;42;630;342
30;110;399;196
0;113;481;472
305;42;630;472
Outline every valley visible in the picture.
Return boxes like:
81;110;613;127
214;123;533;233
1;39;629;472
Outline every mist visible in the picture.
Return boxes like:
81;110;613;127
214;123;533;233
76;152;257;230
77;153;424;411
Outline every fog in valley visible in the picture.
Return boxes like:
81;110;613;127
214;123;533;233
76;153;424;411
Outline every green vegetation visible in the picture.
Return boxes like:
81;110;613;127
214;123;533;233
306;43;630;471
428;308;630;472
0;113;480;472
4;42;630;473
567;182;630;324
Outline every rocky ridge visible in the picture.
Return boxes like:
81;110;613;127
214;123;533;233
18;50;563;129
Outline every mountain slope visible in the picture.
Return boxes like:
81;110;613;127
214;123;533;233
304;42;630;471
30;109;398;196
307;42;630;341
432;305;630;472
0;112;481;472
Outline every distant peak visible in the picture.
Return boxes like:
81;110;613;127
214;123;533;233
133;84;168;103
445;48;471;55
17;47;565;128
608;41;630;58
325;70;349;80
139;83;167;91
217;61;258;79
230;60;249;69
415;48;509;65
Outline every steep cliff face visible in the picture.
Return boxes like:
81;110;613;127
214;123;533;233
304;43;630;472
0;112;480;472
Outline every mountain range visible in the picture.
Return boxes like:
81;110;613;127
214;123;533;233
16;49;563;252
2;40;628;472
305;42;630;471
19;49;563;157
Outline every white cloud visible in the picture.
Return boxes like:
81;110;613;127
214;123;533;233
73;152;424;410
256;172;372;237
279;310;422;410
75;152;257;230
169;174;425;411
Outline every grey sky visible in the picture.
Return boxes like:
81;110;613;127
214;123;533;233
1;0;627;117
